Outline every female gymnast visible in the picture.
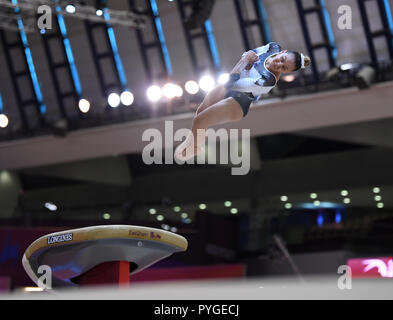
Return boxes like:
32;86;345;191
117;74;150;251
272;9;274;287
174;42;311;161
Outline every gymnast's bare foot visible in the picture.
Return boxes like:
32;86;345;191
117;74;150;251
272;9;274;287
174;134;204;161
175;143;204;161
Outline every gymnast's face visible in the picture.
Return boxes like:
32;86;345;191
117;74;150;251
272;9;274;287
267;50;297;74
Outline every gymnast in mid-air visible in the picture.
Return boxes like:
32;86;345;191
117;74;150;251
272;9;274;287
174;42;311;161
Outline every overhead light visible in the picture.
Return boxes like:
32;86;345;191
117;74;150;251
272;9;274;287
199;203;207;210
340;190;349;196
65;4;76;14
108;93;120;108
185;80;199;94
162;83;183;99
103;213;111;220
24;287;44;292
0;114;9;128
313;200;320;206
161;224;170;230
310;193;318;199
282;74;296;82
327;63;370;88
146;85;162;102
149;208;156;215
199;75;215;92
285;203;292;209
162;83;177;99
181;213;188;219
173;206;181;212
337;63;361;74
218;73;229;84
95;0;105;16
224;201;232;207
170;227;178;233
157;215;164;221
280;195;288;202
173;84;183;97
120;91;134;106
373;187;380;194
343;198;351;204
78;98;90;113
374;195;382;201
340;63;357;71
44;202;57;212
230;208;238;214
377;202;384;208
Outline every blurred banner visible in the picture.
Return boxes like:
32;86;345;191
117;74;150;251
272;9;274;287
347;257;393;278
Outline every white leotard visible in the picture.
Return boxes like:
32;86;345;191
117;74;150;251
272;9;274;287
229;42;281;100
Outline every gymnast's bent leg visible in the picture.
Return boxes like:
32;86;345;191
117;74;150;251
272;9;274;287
175;96;244;161
174;84;226;159
195;84;227;115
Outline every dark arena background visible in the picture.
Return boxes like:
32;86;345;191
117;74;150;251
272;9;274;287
0;0;393;302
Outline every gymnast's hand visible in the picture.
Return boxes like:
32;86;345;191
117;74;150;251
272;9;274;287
243;51;259;70
228;51;260;86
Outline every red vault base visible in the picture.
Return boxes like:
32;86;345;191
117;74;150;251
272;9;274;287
73;261;130;287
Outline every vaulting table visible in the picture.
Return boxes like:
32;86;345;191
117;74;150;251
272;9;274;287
22;225;188;288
